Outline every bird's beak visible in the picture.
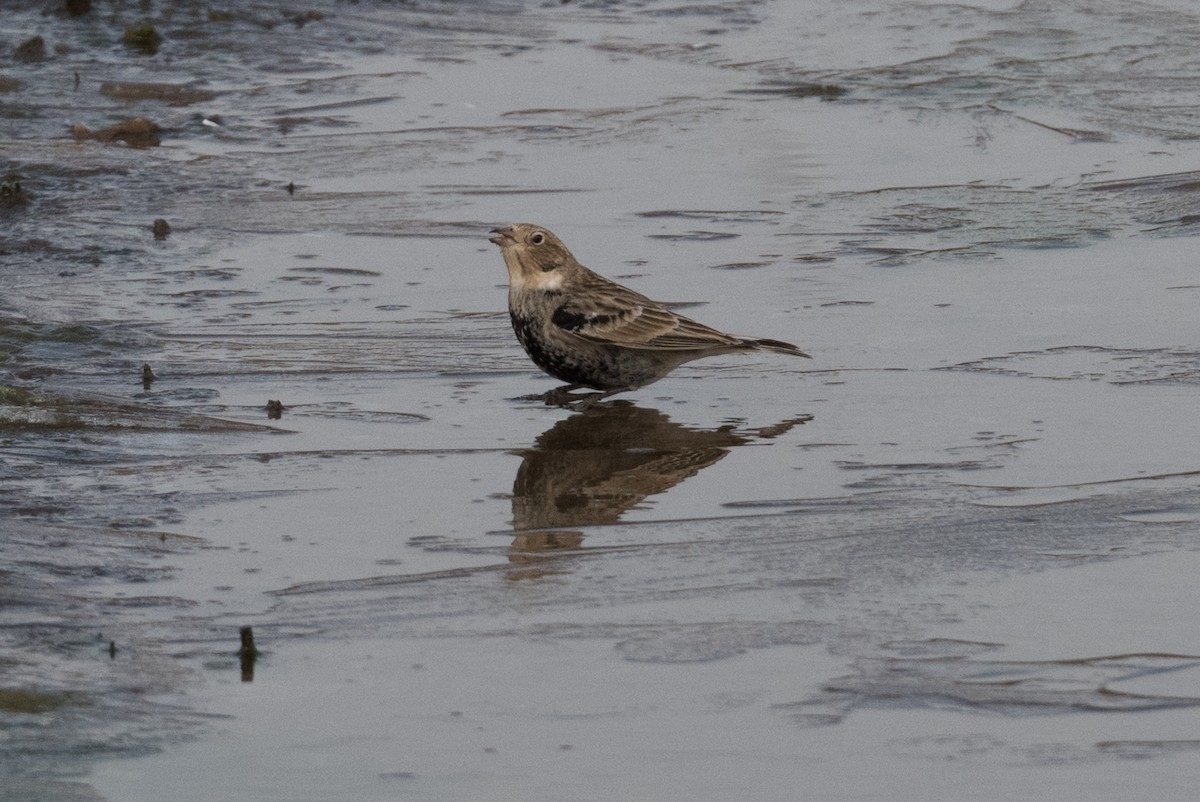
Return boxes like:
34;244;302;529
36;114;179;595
489;226;516;246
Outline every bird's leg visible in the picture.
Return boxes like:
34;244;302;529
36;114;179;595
541;384;591;406
566;388;624;411
515;384;583;404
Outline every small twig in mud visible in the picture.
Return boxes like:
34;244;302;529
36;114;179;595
986;104;1112;142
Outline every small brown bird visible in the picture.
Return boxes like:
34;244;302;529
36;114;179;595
489;223;810;404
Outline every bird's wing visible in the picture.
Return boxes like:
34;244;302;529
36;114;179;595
551;282;742;351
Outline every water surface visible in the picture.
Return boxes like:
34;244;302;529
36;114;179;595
3;1;1200;799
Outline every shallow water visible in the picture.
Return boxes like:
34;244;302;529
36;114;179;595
3;1;1200;799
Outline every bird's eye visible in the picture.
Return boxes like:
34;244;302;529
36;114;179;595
530;232;545;245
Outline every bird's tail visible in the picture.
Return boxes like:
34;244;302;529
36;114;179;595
743;337;811;359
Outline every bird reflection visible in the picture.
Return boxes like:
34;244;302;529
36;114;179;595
506;401;811;579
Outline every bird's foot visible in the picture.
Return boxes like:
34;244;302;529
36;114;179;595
517;385;613;409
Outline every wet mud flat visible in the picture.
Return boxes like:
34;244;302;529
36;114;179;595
4;1;1200;799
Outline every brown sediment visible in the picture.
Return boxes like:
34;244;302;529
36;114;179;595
71;118;162;148
122;25;161;55
100;81;216;105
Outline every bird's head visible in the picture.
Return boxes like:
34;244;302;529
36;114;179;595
489;223;575;290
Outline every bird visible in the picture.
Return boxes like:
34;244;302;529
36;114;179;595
489;223;810;405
